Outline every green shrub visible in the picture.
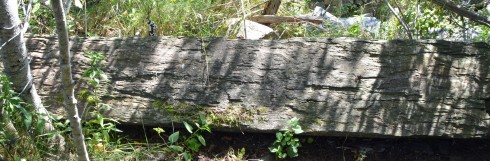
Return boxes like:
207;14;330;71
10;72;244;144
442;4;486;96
269;117;303;159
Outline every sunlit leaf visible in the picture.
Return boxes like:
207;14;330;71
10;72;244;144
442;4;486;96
183;121;193;133
169;131;179;143
276;132;283;140
197;135;206;146
153;127;165;134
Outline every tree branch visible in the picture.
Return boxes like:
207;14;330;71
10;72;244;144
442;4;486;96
430;0;490;27
385;0;413;39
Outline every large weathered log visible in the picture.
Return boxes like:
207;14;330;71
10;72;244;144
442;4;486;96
26;35;490;138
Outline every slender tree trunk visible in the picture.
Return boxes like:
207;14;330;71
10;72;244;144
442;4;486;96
50;0;90;160
263;0;281;15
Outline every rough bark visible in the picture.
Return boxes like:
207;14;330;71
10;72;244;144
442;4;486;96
26;36;490;138
50;0;89;160
430;0;490;27
0;0;57;138
0;0;22;144
262;0;281;15
1;1;67;160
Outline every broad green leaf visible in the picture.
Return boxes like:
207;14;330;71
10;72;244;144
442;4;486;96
197;135;206;146
289;117;299;125
97;114;105;127
183;152;191;161
98;103;111;110
168;145;183;152
35;119;46;133
199;113;206;125
186;138;201;152
21;108;32;128
275;132;283;140
287;146;299;158
279;152;287;159
281;139;287;146
292;125;303;134
268;143;280;152
183;121;193;133
169;131;179;143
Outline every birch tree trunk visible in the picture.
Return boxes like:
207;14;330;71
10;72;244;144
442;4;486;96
50;0;89;160
0;1;68;159
0;0;22;146
0;0;58;138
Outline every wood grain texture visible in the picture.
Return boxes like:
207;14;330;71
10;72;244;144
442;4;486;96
26;35;490;138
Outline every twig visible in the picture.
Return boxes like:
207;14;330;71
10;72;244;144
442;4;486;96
205;0;237;10
384;0;413;39
84;0;87;37
240;0;248;39
342;135;348;161
414;0;420;39
249;0;269;11
200;38;209;86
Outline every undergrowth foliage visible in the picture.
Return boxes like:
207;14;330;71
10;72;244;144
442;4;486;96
18;0;490;42
0;74;52;160
153;113;212;161
79;51;122;157
269;117;304;159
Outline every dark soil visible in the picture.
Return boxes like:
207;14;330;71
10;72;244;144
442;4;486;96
117;125;490;161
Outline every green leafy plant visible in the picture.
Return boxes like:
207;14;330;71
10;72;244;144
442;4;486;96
79;51;111;115
153;113;211;161
84;113;122;153
0;74;54;160
269;117;303;159
78;51;121;155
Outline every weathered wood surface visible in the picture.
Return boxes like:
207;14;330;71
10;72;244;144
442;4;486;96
249;15;324;24
26;35;490;138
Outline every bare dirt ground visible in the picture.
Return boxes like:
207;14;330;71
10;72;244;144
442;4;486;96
117;125;490;161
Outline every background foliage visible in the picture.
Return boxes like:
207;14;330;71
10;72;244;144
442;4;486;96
18;0;488;42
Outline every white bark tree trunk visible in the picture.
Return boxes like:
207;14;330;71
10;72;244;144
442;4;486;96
50;0;89;160
0;0;58;138
0;0;22;146
1;1;68;160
